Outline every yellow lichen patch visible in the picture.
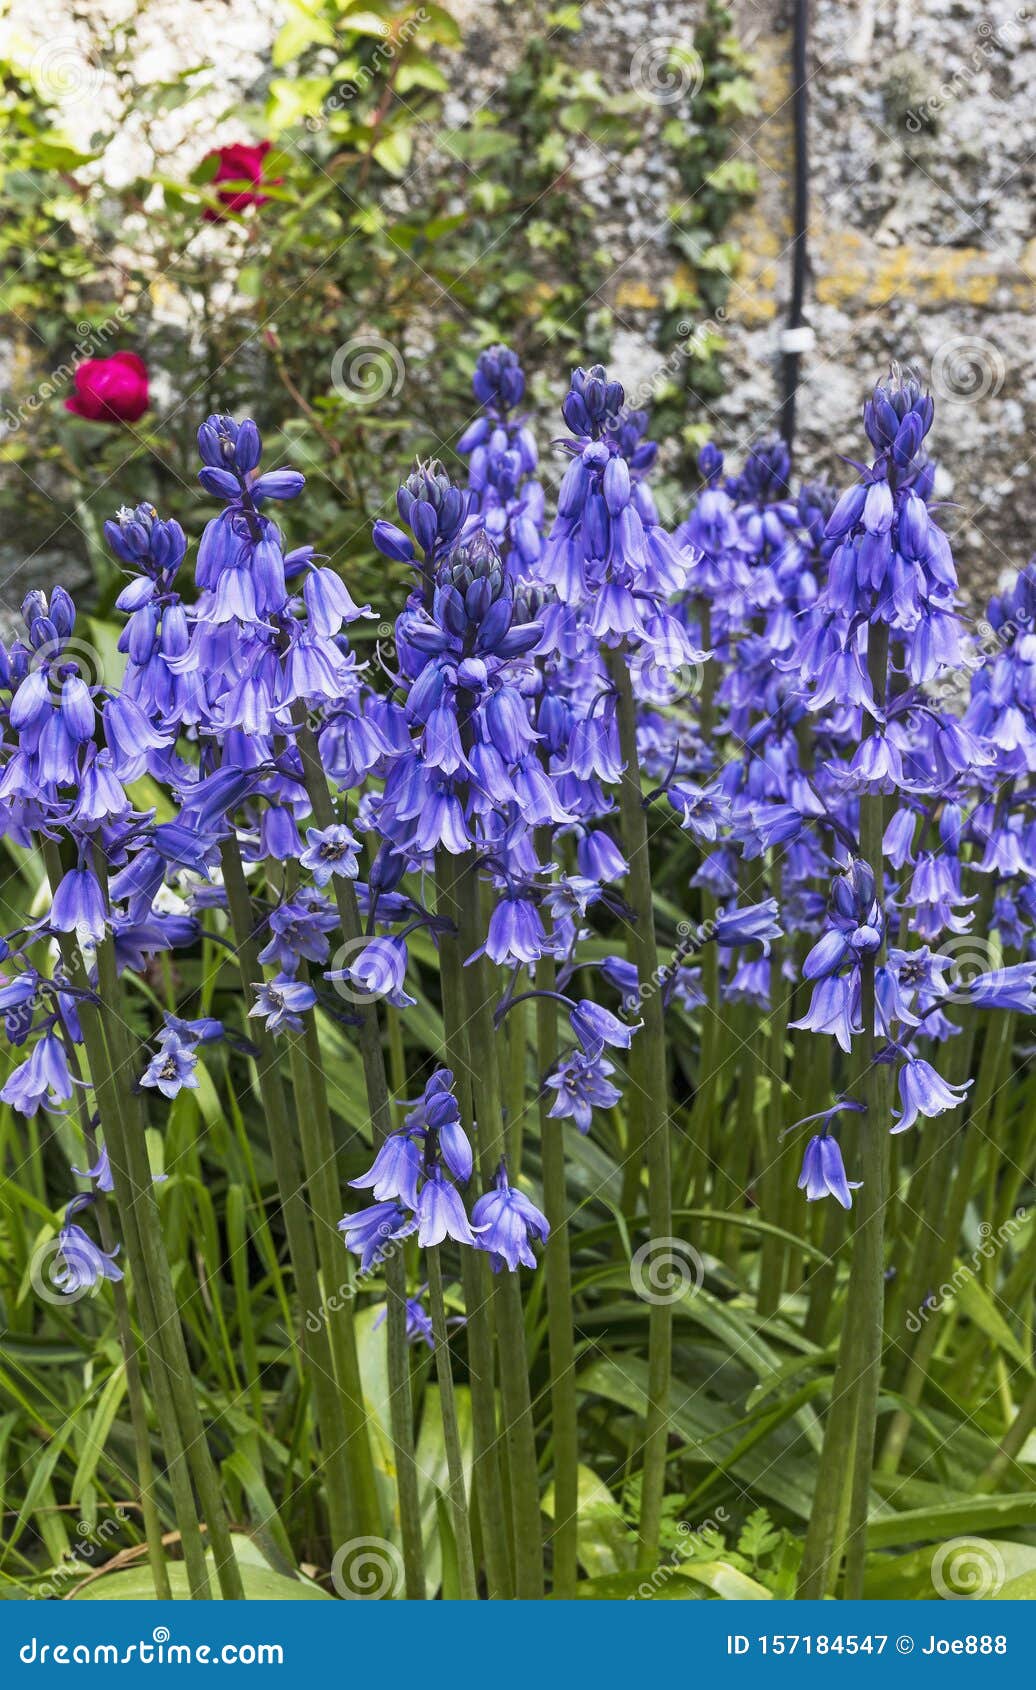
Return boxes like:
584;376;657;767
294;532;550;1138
614;281;660;312
813;238;1032;311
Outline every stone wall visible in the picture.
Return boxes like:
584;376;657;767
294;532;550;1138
4;0;1034;599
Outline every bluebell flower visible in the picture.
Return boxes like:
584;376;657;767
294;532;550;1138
545;1050;621;1134
50;1221;123;1296
248;974;316;1034
569;998;639;1059
325;936;415;1008
712;898;783;948
50;866;107;946
141;1030;200;1100
258;895;338;973
471;1162;549;1271
374;1293;437;1350
416;1166;481;1248
339;1201;418;1272
71;1145;115;1192
797;1134;861;1209
300;825;360;887
1;1032;73;1116
892;1057;971;1134
349;1129;424;1210
966;963;1036;1012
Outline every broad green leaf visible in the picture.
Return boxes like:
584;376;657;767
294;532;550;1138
570;1570;706;1600
867;1496;1036;1550
953;1275;1031;1369
543;1466;632;1577
679;1561;773;1600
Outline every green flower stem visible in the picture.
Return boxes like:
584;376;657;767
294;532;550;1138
219;838;359;1552
799;624;892;1600
294;720;425;1597
455;861;544;1598
758;876;790;1318
285;990;382;1537
535;935;579;1597
91;917;245;1600
981;1372;1036;1490
425;1246;478;1598
434;849;513;1599
43;844;217;1599
684;598;719;1215
506;998;528;1174
605;645;672;1567
65;1048;171;1599
880;1007;1015;1474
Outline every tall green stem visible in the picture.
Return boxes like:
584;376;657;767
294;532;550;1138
294;723;426;1595
605;646;672;1566
219;838;359;1551
44;843;220;1599
455;863;544;1598
65;1050;170;1599
287;999;382;1535
536;937;579;1596
434;850;513;1599
425;1248;478;1598
799;624;891;1599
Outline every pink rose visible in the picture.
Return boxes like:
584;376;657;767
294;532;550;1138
203;140;280;220
65;352;149;424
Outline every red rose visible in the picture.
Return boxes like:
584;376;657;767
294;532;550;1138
203;140;280;220
65;352;149;424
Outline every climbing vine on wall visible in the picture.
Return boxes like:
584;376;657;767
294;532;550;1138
653;0;758;461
